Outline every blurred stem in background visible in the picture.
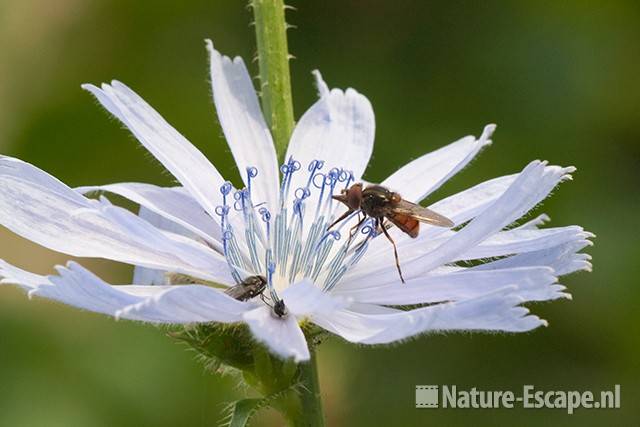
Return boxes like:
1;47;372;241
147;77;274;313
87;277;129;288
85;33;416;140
252;0;295;163
251;1;325;426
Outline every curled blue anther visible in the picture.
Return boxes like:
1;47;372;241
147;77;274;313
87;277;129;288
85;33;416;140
233;189;250;211
337;169;354;187
223;230;234;241
360;224;374;235
215;205;230;218
246;166;258;178
281;157;301;174
315;230;341;252
220;181;233;195
246;166;258;194
259;207;271;222
303;159;324;189
312;172;326;189
295;187;311;200
327;230;341;241
259;207;271;239
344;171;355;188
360;218;377;237
279;157;302;202
323;170;339;192
308;159;324;173
219;181;233;205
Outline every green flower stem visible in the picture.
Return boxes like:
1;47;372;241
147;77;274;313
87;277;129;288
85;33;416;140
250;343;324;427
251;0;295;162
295;348;325;427
172;324;325;425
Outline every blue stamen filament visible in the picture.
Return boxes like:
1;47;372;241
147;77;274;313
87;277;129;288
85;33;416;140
246;166;258;196
217;158;374;301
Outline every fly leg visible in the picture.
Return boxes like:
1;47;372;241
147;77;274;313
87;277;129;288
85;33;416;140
347;213;366;244
327;209;354;230
378;217;405;283
376;218;392;234
260;293;272;307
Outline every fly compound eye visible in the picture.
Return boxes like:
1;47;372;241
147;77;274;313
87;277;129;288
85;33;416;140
391;193;401;203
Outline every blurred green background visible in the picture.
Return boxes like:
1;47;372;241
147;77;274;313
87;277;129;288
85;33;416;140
0;0;638;426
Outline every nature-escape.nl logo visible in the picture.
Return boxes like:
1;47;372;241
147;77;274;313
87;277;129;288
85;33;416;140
415;385;621;414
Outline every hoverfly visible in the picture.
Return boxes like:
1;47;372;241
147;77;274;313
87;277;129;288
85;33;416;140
329;183;454;283
223;275;267;301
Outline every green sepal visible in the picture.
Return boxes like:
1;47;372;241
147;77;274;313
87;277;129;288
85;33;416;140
169;323;255;372
225;398;264;427
170;321;324;425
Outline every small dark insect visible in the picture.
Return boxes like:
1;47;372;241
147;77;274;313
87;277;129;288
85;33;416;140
329;183;454;283
273;299;287;317
224;275;267;301
223;275;287;317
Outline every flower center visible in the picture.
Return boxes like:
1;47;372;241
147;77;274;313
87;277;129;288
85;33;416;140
215;158;377;303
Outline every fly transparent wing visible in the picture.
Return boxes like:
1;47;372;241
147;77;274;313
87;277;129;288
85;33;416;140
393;200;454;228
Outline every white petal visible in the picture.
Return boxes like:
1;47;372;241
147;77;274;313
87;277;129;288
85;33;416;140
475;239;593;275
335;266;564;304
0;260;246;323
311;307;387;343
82;81;225;217
365;288;545;344
116;284;250;323
426;172;518;227
77;183;222;249
314;287;545;344
284;71;375;225
132;206;185;286
381;124;495;202
514;214;551;230
243;306;310;362
281;279;350;316
357;225;589;279
0;157;231;282
439;161;574;241
116;285;178;297
88;197;232;283
459;226;591;259
206;40;279;211
286;71;374;180
128;205;235;287
0;259;47;291
312;70;330;97
348;302;403;315
1;261;143;317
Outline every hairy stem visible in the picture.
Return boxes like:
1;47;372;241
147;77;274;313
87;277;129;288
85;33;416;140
295;348;325;427
251;0;295;162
